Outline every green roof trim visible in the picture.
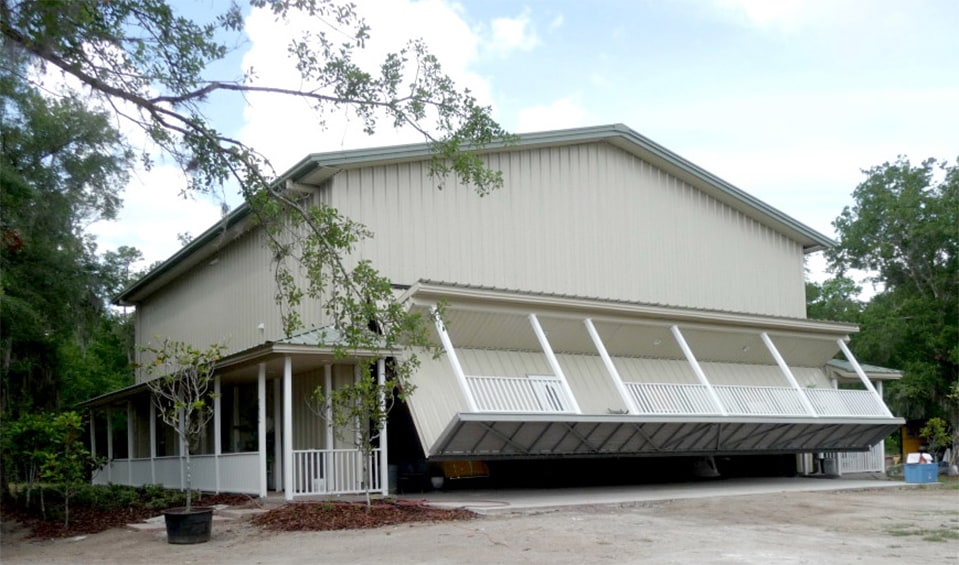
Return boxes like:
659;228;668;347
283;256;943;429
826;359;903;378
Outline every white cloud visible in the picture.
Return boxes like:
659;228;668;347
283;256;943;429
88;166;222;268
516;97;591;132
239;0;492;173
713;0;809;31
547;14;565;31
484;9;540;56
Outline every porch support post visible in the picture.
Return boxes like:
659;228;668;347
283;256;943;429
213;376;222;493
760;332;817;416
529;314;582;414
283;356;294;501
431;305;478;412
376;358;388;496
89;410;97;459
836;339;893;417
257;363;267;498
876;380;886;466
126;401;135;484
106;407;113;483
324;364;333;451
149;400;156;484
584;318;639;414
670;325;727;415
273;378;283;491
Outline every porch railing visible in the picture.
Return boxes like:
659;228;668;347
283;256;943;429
292;448;381;496
466;375;574;413
714;385;809;416
804;388;887;417
620;383;890;418
625;383;719;415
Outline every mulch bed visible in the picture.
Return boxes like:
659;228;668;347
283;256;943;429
251;499;474;531
2;493;253;540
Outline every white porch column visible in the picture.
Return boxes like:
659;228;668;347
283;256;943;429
876;380;886;467
106;407;114;483
149;400;156;484
670;325;727;416
836;339;894;417
529;314;582;414
213;376;222;493
273;378;283;491
283;356;294;501
431;305;478;412
584;318;639;414
88;410;97;459
376;358;389;496
760;332;818;416
324;364;334;451
258;363;267;498
126;401;135;484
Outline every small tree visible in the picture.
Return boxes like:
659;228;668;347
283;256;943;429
40;411;103;527
143;339;223;512
920;417;952;462
308;360;411;507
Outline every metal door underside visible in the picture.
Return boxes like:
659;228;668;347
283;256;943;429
429;414;900;460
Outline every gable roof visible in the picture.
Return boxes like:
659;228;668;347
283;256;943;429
116;124;834;305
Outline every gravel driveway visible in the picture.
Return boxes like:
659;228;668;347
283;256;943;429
3;484;956;564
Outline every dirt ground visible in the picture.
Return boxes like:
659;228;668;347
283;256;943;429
2;486;956;564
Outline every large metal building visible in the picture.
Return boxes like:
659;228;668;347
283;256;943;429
81;124;901;499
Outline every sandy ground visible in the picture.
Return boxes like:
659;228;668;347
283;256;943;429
2;486;957;564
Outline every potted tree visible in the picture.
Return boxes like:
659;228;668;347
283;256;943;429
144;338;224;544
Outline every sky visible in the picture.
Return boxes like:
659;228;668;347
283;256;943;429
89;0;958;289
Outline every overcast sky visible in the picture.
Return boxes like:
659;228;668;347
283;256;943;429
89;0;958;287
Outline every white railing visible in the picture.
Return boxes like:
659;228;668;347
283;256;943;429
623;383;891;418
292;448;381;496
93;453;261;495
715;385;809;416
466;375;574;413
625;383;719;415
805;389;887;417
839;442;885;473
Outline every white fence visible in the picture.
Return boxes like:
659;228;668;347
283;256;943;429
466;375;574;413
292;448;381;496
839;442;885;473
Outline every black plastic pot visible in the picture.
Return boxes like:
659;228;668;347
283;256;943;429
163;507;214;544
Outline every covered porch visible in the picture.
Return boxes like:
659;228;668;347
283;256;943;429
80;333;392;500
400;282;903;464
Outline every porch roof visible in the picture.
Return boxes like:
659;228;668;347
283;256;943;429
78;325;393;408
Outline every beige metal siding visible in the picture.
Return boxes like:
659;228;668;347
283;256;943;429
699;362;788;386
556;353;627;414
406;350;468;454
457;349;551;377
792;366;831;388
614;357;698;384
135;228;330;376
292;369;326;450
325;142;807;318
